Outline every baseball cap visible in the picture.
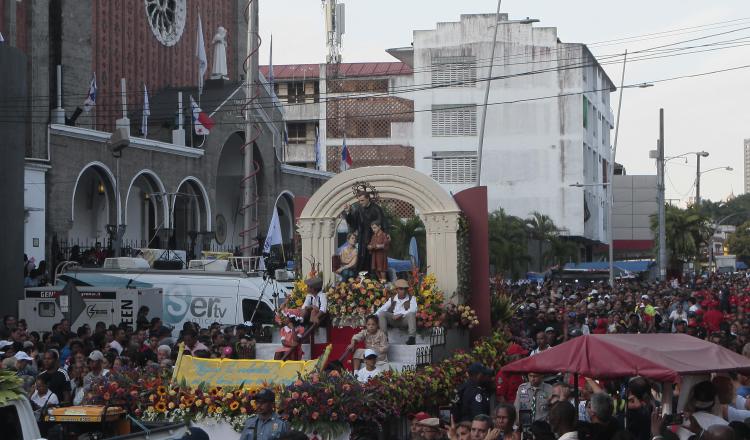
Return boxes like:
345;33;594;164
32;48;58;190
545;326;555;333
468;362;488;375
14;351;33;361
0;340;13;349
394;279;409;289
88;350;104;361
363;349;378;359
255;389;275;402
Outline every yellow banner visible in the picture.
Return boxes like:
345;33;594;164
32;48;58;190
172;344;332;387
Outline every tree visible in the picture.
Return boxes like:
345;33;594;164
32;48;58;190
727;221;750;262
650;205;712;275
525;212;558;271
545;236;579;267
488;209;530;279
383;209;425;268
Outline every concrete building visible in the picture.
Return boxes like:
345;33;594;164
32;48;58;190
2;0;327;277
745;138;750;193
612;174;658;260
259;63;415;172
389;13;616;253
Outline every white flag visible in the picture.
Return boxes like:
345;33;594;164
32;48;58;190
141;83;150;137
82;74;97;112
196;15;207;95
0;32;5;43
259;208;283;271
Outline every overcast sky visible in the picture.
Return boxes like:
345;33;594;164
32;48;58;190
259;0;750;205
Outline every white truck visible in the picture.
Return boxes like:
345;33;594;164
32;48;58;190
20;286;163;334
54;258;291;333
0;396;42;440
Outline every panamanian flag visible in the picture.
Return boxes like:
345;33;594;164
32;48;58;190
190;96;214;135
340;138;353;171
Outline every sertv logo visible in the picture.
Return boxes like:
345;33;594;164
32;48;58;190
165;295;228;324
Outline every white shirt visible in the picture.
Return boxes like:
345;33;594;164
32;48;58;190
668;310;688;332
108;340;123;355
303;292;328;313
558;432;578;440
31;390;59;408
355;365;382;383
529;346;550;356
676;411;727;440
376;294;417;316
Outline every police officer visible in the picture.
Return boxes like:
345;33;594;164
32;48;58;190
514;372;554;427
453;362;492;422
239;389;289;440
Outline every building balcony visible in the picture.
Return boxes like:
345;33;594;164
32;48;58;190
283;143;317;164
282;101;320;121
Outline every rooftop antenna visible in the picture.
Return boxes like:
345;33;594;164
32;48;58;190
322;0;345;64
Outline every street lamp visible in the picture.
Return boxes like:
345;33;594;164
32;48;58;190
696;166;733;205
476;0;540;187
109;127;130;258
665;151;710;205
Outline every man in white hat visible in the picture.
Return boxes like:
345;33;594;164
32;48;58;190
83;350;109;392
14;351;36;392
376;279;418;345
355;349;383;383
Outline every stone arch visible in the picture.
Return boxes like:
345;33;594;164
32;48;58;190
172;176;212;257
298;166;462;294
69;162;118;244
123;170;169;247
274;190;295;246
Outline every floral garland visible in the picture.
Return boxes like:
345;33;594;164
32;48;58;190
84;331;507;436
284;273;478;330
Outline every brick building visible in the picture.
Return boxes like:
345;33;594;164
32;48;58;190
2;0;328;268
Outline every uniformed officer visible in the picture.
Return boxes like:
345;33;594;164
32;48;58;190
453;362;492;422
514;372;554;426
239;389;289;440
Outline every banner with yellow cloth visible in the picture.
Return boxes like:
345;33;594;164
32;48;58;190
172;344;331;387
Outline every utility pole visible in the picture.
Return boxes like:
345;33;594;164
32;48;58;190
608;50;628;287
658;109;667;281
695;153;702;206
476;0;502;187
242;0;259;257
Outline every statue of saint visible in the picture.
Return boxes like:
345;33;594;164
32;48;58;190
341;185;386;273
210;26;228;80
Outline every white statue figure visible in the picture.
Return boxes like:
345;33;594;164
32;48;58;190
211;26;228;80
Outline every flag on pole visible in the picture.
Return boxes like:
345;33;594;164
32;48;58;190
340;138;352;171
196;15;208;95
268;34;274;94
0;32;5;42
141;83;150;137
82;74;97;112
190;95;214;135
259;208;283;270
314;126;322;170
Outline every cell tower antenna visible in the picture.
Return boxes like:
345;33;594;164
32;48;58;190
322;0;345;64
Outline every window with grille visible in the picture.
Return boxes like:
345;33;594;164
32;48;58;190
430;151;478;184
431;105;477;137
431;56;477;88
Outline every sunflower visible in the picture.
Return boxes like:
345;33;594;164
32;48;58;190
229;401;240;411
157;386;167;396
154;401;168;413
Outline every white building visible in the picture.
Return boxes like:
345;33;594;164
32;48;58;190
24;160;50;263
744;138;750;193
389;13;616;250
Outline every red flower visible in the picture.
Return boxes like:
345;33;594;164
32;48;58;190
311;411;320;420
327;398;334;406
306;397;314;406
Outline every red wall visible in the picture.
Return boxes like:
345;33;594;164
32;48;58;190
454;187;491;340
92;1;236;127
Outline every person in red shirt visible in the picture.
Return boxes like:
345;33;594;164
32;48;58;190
495;343;527;403
703;301;724;333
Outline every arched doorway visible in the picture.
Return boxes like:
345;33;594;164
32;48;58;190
69;162;117;247
124;170;168;249
275;191;295;247
298;166;462;295
172;177;210;259
214;132;265;253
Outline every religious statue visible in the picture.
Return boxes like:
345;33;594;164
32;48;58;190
210;26;228;80
341;182;386;273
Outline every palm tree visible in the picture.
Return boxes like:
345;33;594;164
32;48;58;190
545;236;579;267
388;215;425;263
650;205;712;275
525;212;558;271
488;209;530;279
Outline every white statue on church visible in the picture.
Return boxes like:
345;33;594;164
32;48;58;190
211;26;228;80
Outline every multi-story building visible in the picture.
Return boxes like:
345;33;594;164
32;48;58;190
1;0;327;290
260;62;415;172
389;13;616;254
612;173;658;260
744;138;750;193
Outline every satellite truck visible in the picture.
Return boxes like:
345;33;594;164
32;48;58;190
43;253;293;335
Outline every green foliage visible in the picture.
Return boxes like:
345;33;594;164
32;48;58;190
545;236;579;267
488;209;530;279
651;204;712;273
0;370;24;406
727;221;750;261
698;195;750;226
490;291;516;325
456;215;471;297
384;210;425;268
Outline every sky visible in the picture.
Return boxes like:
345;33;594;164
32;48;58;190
259;0;750;205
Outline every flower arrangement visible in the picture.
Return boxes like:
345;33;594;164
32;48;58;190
281;272;479;330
